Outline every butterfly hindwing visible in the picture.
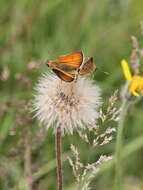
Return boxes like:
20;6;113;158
79;57;96;75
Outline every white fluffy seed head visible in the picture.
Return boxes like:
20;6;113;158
32;73;102;135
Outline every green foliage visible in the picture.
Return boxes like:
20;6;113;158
0;0;143;189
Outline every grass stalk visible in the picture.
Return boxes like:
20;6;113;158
115;97;130;190
24;131;33;190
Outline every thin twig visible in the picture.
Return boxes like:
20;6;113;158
55;125;63;190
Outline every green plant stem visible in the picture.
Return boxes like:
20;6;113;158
115;98;130;190
55;125;63;190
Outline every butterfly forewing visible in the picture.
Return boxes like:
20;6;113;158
48;51;83;69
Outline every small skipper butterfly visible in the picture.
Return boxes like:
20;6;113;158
46;52;96;82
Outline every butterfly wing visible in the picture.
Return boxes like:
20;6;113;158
79;57;96;75
52;67;75;82
48;51;83;70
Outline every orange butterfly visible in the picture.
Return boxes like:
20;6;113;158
46;51;96;82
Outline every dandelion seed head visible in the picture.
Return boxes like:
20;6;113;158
32;73;102;135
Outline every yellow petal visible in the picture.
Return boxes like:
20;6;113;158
129;76;141;96
130;89;139;97
121;59;133;81
140;89;143;94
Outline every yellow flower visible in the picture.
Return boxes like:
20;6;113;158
121;59;143;97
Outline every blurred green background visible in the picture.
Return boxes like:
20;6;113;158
1;0;143;189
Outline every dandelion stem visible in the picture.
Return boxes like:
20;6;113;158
115;98;130;190
55;125;63;190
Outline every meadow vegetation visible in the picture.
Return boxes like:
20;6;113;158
0;0;143;189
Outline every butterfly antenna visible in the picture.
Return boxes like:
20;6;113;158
96;68;110;75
